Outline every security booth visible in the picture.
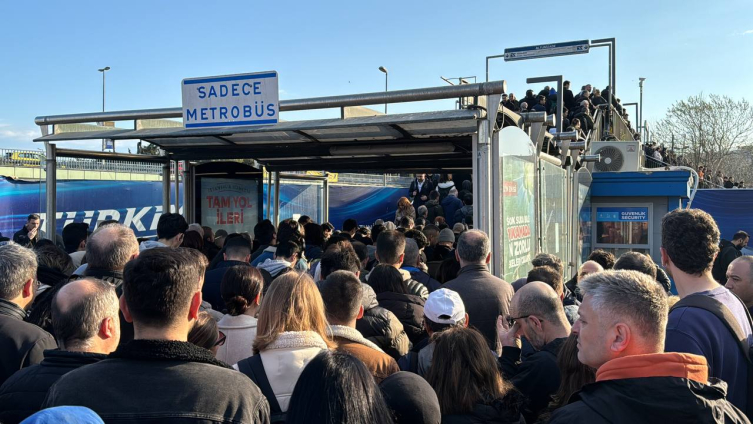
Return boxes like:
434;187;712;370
586;170;693;266
33;75;601;281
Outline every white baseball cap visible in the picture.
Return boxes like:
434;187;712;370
424;288;465;325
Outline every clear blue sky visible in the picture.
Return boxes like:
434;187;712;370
1;0;752;152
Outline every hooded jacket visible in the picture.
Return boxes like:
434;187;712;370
454;205;473;227
0;299;57;386
328;325;399;383
376;290;427;345
216;314;258;366
712;239;743;284
442;195;464;227
257;258;293;279
548;353;749;424
356;285;410;359
44;339;271;423
424;199;444;224
138;239;167;252
0;350;106;424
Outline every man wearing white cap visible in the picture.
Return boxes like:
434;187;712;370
397;288;468;376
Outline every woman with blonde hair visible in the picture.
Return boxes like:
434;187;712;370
394;197;416;225
235;271;335;416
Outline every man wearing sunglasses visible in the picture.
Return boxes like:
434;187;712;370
497;281;571;424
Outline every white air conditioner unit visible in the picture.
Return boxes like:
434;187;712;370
589;141;643;172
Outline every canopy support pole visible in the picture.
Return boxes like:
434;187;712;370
44;142;57;239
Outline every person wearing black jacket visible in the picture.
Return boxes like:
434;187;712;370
549;270;748;423
370;264;427;344
521;90;537;112
409;174;434;209
0;244;57;386
12;214;42;248
43;248;271;423
0;278;120;423
563;80;575;111
712;231;749;284
203;236;253;311
498;282;570;423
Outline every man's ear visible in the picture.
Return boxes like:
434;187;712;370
398;253;405;266
99;316;117;339
485;252;492;265
254;293;262;306
463;313;470;328
188;291;202;321
455;249;460;262
610;323;631;354
223;253;228;262
120;296;133;323
357;305;364;320
22;278;34;299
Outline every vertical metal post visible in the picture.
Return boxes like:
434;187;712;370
44;142;57;239
183;162;194;223
266;168;272;220
473;115;492;245
323;174;330;223
491;131;503;276
162;161;170;214
173;160;180;214
384;73;388;114
639;78;645;140
273;171;281;226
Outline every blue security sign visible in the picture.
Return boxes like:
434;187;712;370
504;40;590;62
596;207;648;222
182;71;279;128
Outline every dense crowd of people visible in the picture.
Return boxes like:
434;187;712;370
642;145;747;188
0;201;751;423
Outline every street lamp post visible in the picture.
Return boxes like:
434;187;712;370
639;77;646;140
378;66;388;114
98;66;111;151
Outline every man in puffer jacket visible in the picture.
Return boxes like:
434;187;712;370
369;231;429;300
356;284;410;360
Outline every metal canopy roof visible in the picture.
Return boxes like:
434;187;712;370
34;80;507;172
35;109;482;171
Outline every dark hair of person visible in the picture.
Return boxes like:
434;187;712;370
414;217;426;229
35;244;75;276
404;229;428;251
733;231;750;241
437;257;460;284
614;252;657;280
429;191;440;201
26;282;66;337
527;266;563;294
188;311;218;350
27;214;40;221
156;213;188;240
320;244;361;279
277;218;304;246
34;239;56;249
286;350;393;424
549;333;595;409
588;249;616;270
224;236;252;259
399;216;412;228
424;315;466;334
661;209;720;275
304;223;326;248
322;222;335;233
426;326;514;415
298;215;313;226
123;248;206;327
202;226;214;241
463;193;473;206
368;264;407;295
181;231;204;251
221;265;264;316
531;253;564;276
276;240;301;260
351;241;368;263
97;219;119;229
371;224;385;243
62;223;89;254
376;230;406;265
343;219;359;233
320;271;362;323
254;220;276;245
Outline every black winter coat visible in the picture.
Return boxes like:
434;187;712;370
548;376;749;424
712;239;742;284
0;350;106;424
357;286;410;360
442;394;524;424
0;299;57;386
377;291;427;344
43;339;271;423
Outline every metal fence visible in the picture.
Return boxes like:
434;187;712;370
0;148;413;185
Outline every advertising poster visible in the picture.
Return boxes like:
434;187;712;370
201;178;259;234
501;156;536;282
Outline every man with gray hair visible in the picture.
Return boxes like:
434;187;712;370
550;270;748;423
0;278;120;422
443;230;513;353
79;224;139;287
498;281;571;423
0;243;57;386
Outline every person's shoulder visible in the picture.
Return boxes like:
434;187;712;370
3;318;54;341
548;400;597;423
0;362;40;392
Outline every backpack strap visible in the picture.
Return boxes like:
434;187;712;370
670;294;751;361
237;355;284;414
